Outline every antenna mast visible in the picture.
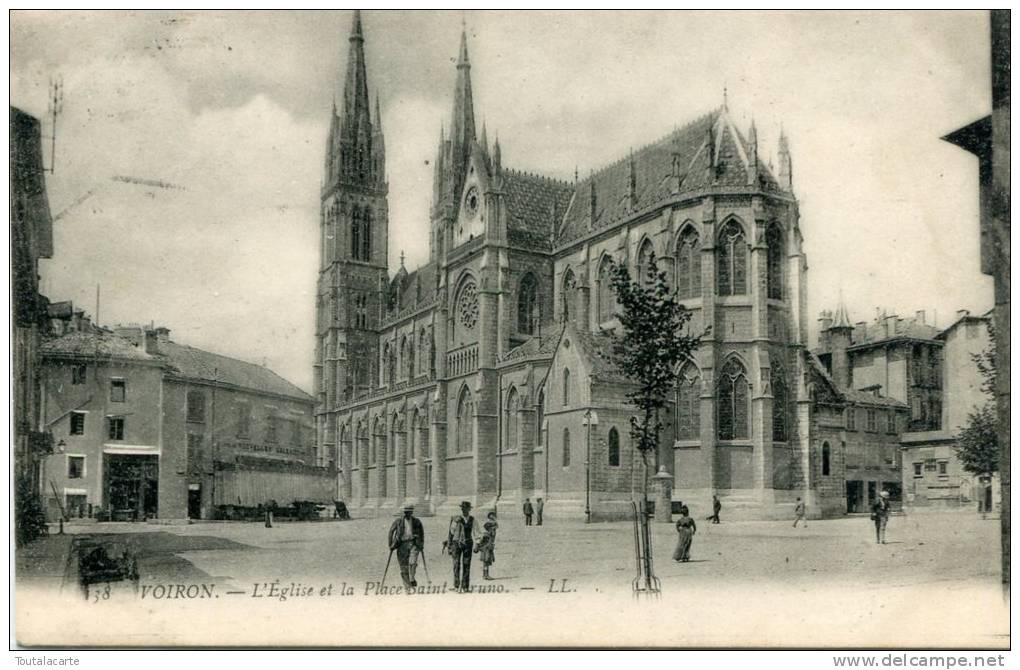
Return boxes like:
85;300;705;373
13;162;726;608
45;77;64;174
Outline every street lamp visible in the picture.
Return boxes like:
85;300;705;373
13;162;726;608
582;409;598;524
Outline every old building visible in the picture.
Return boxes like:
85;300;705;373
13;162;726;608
899;311;997;509
40;321;327;521
11;106;56;539
315;12;899;520
815;305;997;511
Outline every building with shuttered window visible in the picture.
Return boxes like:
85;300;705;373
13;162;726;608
39;320;325;521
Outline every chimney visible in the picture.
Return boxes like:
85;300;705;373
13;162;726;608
818;310;833;333
854;321;867;343
143;329;159;355
154;326;171;343
114;325;143;347
915;310;926;325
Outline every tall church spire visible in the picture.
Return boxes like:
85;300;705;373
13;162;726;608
340;9;371;142
449;22;477;193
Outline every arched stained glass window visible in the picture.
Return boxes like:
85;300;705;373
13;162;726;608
676;227;702;300
717;220;748;296
637;239;655;287
717;358;750;440
676;362;701;440
608;427;621;467
766;223;784;300
772;364;789;442
518;274;538;335
598;256;616;322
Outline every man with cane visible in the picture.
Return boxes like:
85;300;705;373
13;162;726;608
387;504;425;588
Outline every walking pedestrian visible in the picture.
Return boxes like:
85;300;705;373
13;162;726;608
708;494;721;524
535;498;544;526
522;498;534;526
475;511;499;580
672;506;697;562
793;497;806;528
445;500;481;592
871;490;891;544
388;504;425;588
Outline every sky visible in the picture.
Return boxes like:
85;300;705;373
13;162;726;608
10;10;994;392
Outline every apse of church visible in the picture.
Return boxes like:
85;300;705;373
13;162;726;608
314;12;854;521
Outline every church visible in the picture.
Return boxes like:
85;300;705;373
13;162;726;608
313;11;903;520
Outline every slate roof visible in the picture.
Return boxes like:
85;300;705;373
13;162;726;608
556;108;782;246
501;169;574;251
848;316;942;350
41;332;158;362
394;261;438;312
843;389;908;409
569;326;633;385
157;340;312;402
804;350;906;409
501;325;562;362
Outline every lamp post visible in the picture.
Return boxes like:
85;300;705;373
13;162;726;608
583;409;598;524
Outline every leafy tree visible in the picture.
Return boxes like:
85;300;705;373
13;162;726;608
15;475;48;547
956;402;999;476
599;253;703;501
956;320;998;476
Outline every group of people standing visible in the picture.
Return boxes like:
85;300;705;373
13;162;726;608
387;501;500;593
386;490;896;590
522;498;543;526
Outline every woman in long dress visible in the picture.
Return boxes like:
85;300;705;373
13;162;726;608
673;506;697;562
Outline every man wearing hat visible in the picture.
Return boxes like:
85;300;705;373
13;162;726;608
871;490;891;544
445;501;482;592
388;504;425;588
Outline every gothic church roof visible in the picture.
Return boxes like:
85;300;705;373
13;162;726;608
556;108;782;247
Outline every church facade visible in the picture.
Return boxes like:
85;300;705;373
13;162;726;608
313;12;887;520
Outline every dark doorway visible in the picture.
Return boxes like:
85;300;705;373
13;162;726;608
867;481;877;506
188;486;202;519
846;480;864;513
104;454;159;521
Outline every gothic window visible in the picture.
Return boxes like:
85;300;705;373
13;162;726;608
362;208;372;262
562;368;571;406
717;220;748;296
772;364;789;442
561;268;576;321
457;387;474;454
389;416;398;462
562;428;571;467
410;412;419;461
822;441;831;476
418;330;429;375
457;281;479;330
351;207;361;260
400;336;410;379
676;362;701;440
717;358;750;440
506;388;519;453
598;255;616;322
518;273;538;335
637;239;655;287
676;227;702;300
846;407;856;431
766;223;784;300
608;427;621;467
408;338;415;379
382;343;391;386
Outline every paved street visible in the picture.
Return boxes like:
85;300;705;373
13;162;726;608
16;512;1009;648
43;510;1001;591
